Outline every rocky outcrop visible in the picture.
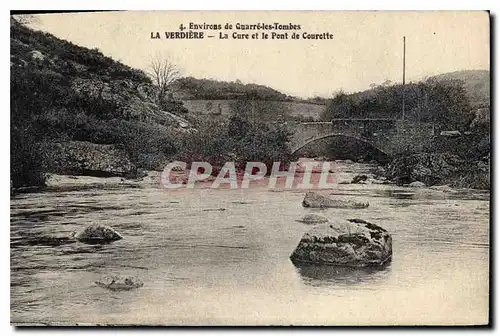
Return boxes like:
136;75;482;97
42;141;136;177
95;275;143;291
408;181;426;188
28;50;46;62
10;19;198;188
296;214;329;224
290;218;392;267
351;174;368;184
72;224;123;244
302;192;369;209
70;78;191;128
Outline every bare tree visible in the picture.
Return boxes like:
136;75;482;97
146;53;181;103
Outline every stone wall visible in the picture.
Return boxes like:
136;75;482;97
42;141;136;177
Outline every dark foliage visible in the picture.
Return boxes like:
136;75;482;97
173;77;291;101
176;99;293;171
10;127;47;188
321;79;474;131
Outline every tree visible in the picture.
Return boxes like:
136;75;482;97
146;53;181;105
321;90;354;120
423;78;473;130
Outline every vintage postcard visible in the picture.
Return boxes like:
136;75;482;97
10;11;490;326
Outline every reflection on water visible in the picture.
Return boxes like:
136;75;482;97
293;262;392;288
10;161;490;325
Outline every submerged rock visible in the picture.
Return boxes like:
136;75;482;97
72;224;123;244
290;218;392;267
296;214;329;224
11;236;76;248
95;275;143;291
302;192;369;209
372;178;392;185
170;174;188;185
351;174;368;184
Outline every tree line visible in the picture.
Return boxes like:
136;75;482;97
321;78;475;131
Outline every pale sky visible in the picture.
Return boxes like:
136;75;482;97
26;11;490;98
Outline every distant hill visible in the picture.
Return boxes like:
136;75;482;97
429;70;490;108
172;70;489;122
172;77;292;101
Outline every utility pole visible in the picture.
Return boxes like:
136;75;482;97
402;36;406;120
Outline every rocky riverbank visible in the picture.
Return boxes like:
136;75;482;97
42;141;137;178
381;152;490;190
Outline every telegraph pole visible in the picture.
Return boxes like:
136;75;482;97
402;36;406;120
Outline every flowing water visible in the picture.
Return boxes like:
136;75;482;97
10;161;490;325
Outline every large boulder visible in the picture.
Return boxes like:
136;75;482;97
95;275;143;291
72;224;123;244
296;214;329;224
290;218;392;267
351;174;368;184
28;50;46;62
302;192;369;209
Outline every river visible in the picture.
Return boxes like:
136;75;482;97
10;161;490;326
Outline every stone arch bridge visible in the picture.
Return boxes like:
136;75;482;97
289;119;435;158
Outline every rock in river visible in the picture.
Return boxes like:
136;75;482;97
302;192;369;209
296;214;329;224
290;218;392;267
72;224;123;244
95;275;143;291
351;174;368;184
409;181;426;188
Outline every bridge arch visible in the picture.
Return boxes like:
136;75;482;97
291;133;391;163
